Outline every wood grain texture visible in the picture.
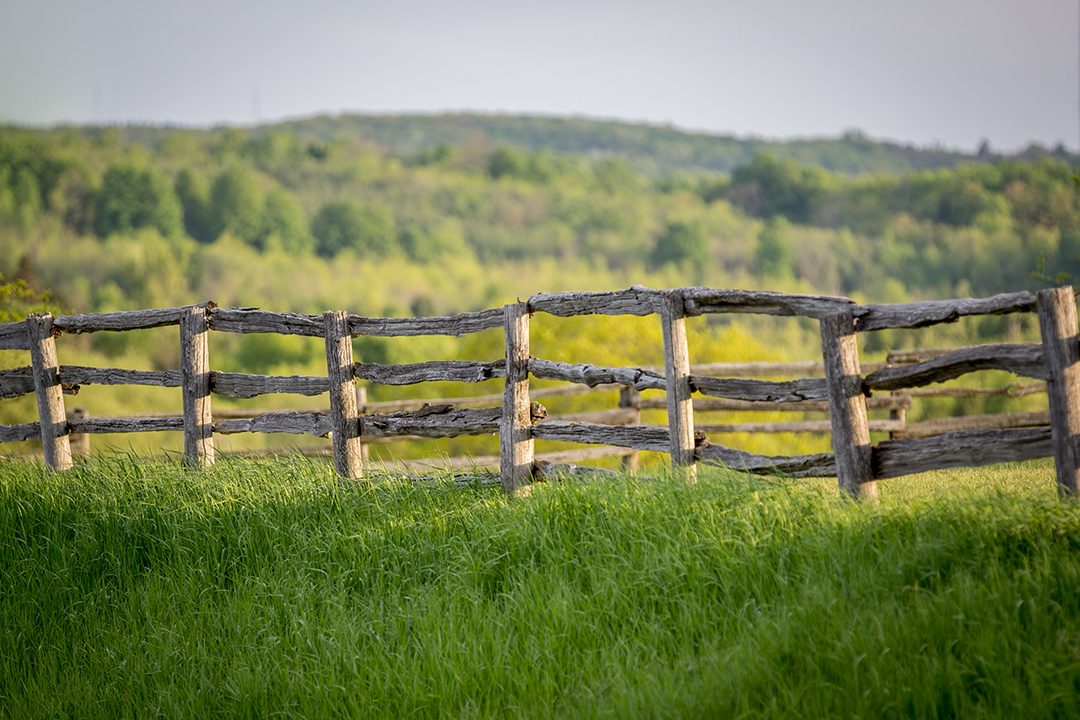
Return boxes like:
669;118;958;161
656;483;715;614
210;372;328;398
638;394;910;413
894;411;1049;439
363;406;502;438
872;427;1053;479
64;366;183;388
682;287;857;319
370;445;633;474
697;419;904;434
53;306;189;333
820;311;875;500
324;310;363;478
698;444;837;478
691;376;829;402
0;422;39;442
1037;286;1080;496
69;416;185;433
864;344;1046;391
27;313;72;471
529;286;661;317
855;291;1037;331
209;307;325;336
528;358;666;390
348;309;504;337
354;360;505;385
0;320;29;350
501;302;534;492
214;411;332;436
531;421;675;452
180;305;214;467
660;290;697;479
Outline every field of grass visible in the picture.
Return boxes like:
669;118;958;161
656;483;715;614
1;456;1078;718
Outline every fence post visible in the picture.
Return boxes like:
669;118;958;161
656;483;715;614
820;311;876;500
619;386;642;472
324;311;364;479
500;301;534;493
1037;286;1080;497
660;290;697;481
180;304;215;467
67;407;91;457
354;385;370;463
27;313;72;471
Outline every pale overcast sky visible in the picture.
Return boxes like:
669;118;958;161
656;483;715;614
0;0;1077;151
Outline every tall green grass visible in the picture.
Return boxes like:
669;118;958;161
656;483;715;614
0;457;1077;718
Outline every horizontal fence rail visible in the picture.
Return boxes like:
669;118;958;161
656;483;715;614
0;285;1076;499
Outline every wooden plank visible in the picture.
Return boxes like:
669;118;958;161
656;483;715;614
0;320;29;350
528;286;661;317
531;421;676;452
682;287;857;319
210;372;328;398
69;416;185;433
209;308;325;336
363;406;503;438
53;306;188;333
353;360;506;385
691;376;829;402
349;309;504;337
501;302;534;492
0;367;35;398
688;360;825;377
62;366;183;388
1037;286;1080;497
873;427;1053;479
214;411;332;436
0;423;40;443
864;343;1046;391
820;311;875;500
855;291;1037;332
324;310;363;479
895;411;1049;439
67;408;90;456
905;382;1045;399
528;358;666;390
180;305;214;467
371;445;634;474
698;444;837;478
638;394;910;412
27;313;72;471
660;290;697;479
698;419;904;434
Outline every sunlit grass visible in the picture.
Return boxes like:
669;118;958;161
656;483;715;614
0;456;1076;717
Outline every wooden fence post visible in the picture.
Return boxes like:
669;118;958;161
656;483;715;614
180;304;215;467
354;385;370;463
27;313;72;471
660;290;697;481
820;311;876;500
324;311;364;479
619;386;641;472
1037;286;1080;497
67;407;90;457
500;301;534;493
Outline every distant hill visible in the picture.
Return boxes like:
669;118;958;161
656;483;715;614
265;112;991;176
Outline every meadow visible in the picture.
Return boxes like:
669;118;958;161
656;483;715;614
1;456;1077;718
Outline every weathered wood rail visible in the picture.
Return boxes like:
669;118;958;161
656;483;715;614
0;285;1075;499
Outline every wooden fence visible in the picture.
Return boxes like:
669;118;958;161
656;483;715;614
1;285;1077;500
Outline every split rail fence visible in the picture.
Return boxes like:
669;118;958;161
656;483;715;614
1;285;1078;500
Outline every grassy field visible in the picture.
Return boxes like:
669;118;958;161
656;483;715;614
1;457;1078;718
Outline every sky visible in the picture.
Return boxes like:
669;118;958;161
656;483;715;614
0;0;1077;152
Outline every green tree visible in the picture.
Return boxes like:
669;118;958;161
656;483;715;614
312;201;396;258
260;189;311;254
209;166;264;244
755;217;794;278
94;163;182;238
650;220;707;267
175;169;214;243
